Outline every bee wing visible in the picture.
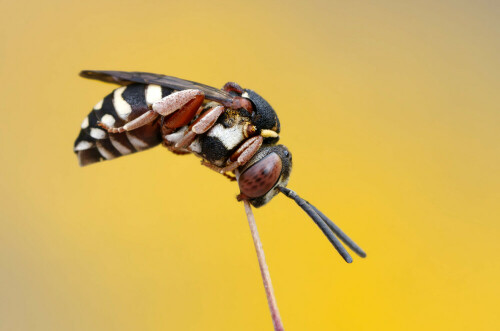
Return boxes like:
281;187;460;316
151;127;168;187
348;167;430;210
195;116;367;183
80;70;233;105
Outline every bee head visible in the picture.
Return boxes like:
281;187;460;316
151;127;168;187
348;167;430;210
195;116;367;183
236;145;292;207
242;89;281;144
225;82;281;145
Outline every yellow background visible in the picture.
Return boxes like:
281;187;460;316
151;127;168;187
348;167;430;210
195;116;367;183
1;0;498;330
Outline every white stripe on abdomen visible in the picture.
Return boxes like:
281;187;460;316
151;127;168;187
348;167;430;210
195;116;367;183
145;84;163;105
113;86;132;120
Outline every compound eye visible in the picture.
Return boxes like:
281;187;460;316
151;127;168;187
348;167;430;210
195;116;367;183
238;153;282;198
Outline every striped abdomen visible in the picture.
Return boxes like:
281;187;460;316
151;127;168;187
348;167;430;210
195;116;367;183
74;84;173;166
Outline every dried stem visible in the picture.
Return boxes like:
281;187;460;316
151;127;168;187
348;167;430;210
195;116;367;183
243;200;285;331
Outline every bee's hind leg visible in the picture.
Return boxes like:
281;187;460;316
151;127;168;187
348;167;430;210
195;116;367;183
153;89;204;117
98;110;158;133
174;105;225;149
98;89;204;134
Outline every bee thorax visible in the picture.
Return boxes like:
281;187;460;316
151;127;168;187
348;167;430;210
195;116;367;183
207;124;245;150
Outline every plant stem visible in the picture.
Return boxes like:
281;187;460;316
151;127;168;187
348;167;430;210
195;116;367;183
243;200;285;331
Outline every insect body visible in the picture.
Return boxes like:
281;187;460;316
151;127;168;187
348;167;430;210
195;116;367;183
74;70;366;262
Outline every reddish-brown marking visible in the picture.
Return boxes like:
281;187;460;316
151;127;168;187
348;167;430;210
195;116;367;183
172;106;225;150
231;97;253;113
98;121;123;132
238;153;282;198
223;82;245;94
195;106;204;117
244;123;257;138
164;94;204;129
174;130;197;149
230;136;261;162
153;90;203;116
236;193;250;201
191;106;225;134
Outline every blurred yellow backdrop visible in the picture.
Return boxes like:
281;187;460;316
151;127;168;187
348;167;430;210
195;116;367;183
1;0;498;330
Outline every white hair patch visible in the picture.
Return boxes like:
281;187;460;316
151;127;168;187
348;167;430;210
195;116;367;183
208;124;244;150
165;126;188;144
189;138;202;153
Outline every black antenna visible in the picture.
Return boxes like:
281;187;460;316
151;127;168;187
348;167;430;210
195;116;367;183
307;203;366;258
279;187;366;262
279;187;353;263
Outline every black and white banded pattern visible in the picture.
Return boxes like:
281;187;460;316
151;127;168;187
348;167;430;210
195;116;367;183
74;83;173;166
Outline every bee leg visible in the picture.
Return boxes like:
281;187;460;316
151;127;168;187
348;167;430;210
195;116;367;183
160;91;206;132
200;160;237;182
223;173;237;182
98;110;159;133
153;89;204;116
103;89;205;135
224;136;263;172
202;136;264;174
175;106;225;149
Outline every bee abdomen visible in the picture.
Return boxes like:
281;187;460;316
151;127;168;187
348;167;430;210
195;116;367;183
74;83;172;166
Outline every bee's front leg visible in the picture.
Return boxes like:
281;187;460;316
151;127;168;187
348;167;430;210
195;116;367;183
202;136;263;174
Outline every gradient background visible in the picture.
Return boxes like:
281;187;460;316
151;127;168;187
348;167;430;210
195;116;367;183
1;0;499;330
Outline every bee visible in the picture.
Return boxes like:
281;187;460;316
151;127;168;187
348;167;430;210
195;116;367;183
74;70;366;262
